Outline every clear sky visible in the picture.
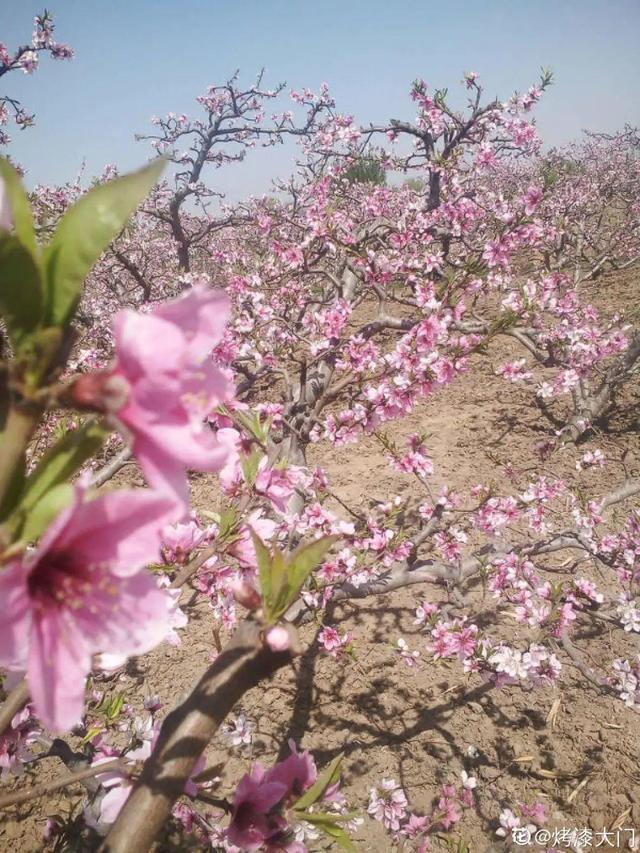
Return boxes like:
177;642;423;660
2;0;640;199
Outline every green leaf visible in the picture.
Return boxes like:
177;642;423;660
0;235;43;344
105;692;125;721
272;535;337;618
250;529;273;615
18;419;109;515
240;449;262;488
0;158;38;256
80;725;104;746
18;325;64;389
269;549;288;614
229;408;270;443
301;813;357;851
217;506;239;542
44;159;165;326
249;533;337;622
293;753;344;810
20;482;74;543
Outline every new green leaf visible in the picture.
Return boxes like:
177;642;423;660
18;419;109;516
273;535;337;618
44;159;165;326
301;813;357;851
293;753;344;810
250;528;273;610
0;235;43;344
20;482;74;543
0;158;38;256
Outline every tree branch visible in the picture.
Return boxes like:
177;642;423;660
100;620;299;853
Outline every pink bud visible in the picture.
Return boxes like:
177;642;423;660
230;578;262;611
264;625;290;652
68;372;130;413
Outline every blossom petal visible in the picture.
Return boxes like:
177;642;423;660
58;489;181;576
0;561;31;668
113;311;186;380
86;570;173;657
28;611;91;732
154;285;230;361
99;784;132;824
132;435;190;507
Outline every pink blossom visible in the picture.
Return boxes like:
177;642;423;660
227;764;289;851
488;645;525;681
520;800;548;826
255;462;297;513
437;786;461;829
229;511;277;568
402;813;429;838
617;595;640;633
222;713;253;748
522;644;562;685
396;637;420;667
495;807;525;838
576;449;605;471
73;286;233;507
414;600;439;625
460;770;476;790
573;577;604;605
94;730;205;824
161;519;208;564
475;146;497;169
522;185;543;216
228;743;317;851
0;709;38;779
0;486;178;731
368;778;409;832
496;358;532;383
20;50;39;73
317;626;352;657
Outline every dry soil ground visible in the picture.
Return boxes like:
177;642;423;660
1;268;639;852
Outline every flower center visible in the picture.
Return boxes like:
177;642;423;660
27;550;92;608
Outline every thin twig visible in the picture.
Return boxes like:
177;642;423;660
171;545;217;589
90;447;133;488
0;678;29;736
560;634;615;694
0;758;131;810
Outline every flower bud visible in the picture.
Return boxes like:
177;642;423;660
264;625;291;653
67;372;130;413
230;578;262;611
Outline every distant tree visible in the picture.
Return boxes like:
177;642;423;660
403;176;425;192
342;156;386;185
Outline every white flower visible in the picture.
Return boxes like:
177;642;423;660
222;713;253;747
461;770;477;790
489;645;526;679
495;807;520;837
618;596;640;633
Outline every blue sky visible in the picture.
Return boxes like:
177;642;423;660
2;0;640;199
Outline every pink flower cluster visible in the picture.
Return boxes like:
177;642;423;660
226;741;324;851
